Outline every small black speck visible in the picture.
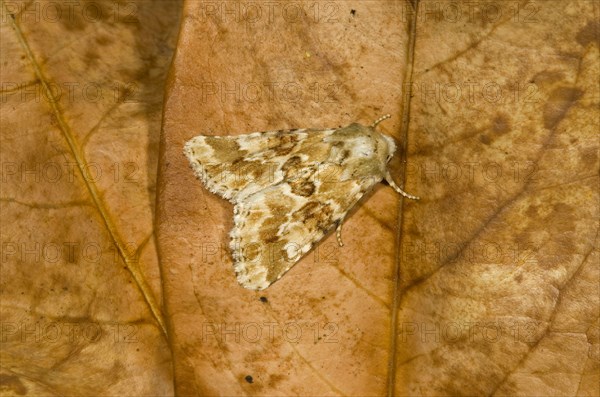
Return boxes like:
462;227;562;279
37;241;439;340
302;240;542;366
350;9;356;16
245;375;254;384
259;296;268;303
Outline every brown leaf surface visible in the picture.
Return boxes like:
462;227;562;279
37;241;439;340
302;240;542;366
395;1;599;396
158;0;598;396
1;0;180;395
3;0;597;395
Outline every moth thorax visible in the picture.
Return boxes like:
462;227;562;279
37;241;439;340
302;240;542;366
353;136;377;157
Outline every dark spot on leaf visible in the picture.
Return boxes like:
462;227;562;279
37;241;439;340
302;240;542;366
576;20;600;47
0;374;27;395
580;147;598;168
84;49;101;67
514;274;523;283
95;35;113;46
492;114;511;135
543;87;583;129
268;374;286;387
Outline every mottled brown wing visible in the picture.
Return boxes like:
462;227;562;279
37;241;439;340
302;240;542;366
231;174;381;290
183;128;335;202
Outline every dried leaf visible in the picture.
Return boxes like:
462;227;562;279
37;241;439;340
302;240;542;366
158;1;598;396
1;0;180;394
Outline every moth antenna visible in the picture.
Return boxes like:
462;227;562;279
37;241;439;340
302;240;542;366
371;114;391;128
385;172;420;200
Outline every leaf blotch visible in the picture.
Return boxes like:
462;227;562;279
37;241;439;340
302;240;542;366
576;20;600;47
268;373;286;388
0;374;27;395
543;87;583;129
492;114;511;135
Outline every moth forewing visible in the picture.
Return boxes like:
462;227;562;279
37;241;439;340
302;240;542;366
184;116;418;290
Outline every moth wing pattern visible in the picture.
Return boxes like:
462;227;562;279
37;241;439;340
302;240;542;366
231;173;382;290
184;120;410;290
183;128;336;202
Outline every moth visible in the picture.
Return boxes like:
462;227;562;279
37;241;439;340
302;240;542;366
184;115;418;290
